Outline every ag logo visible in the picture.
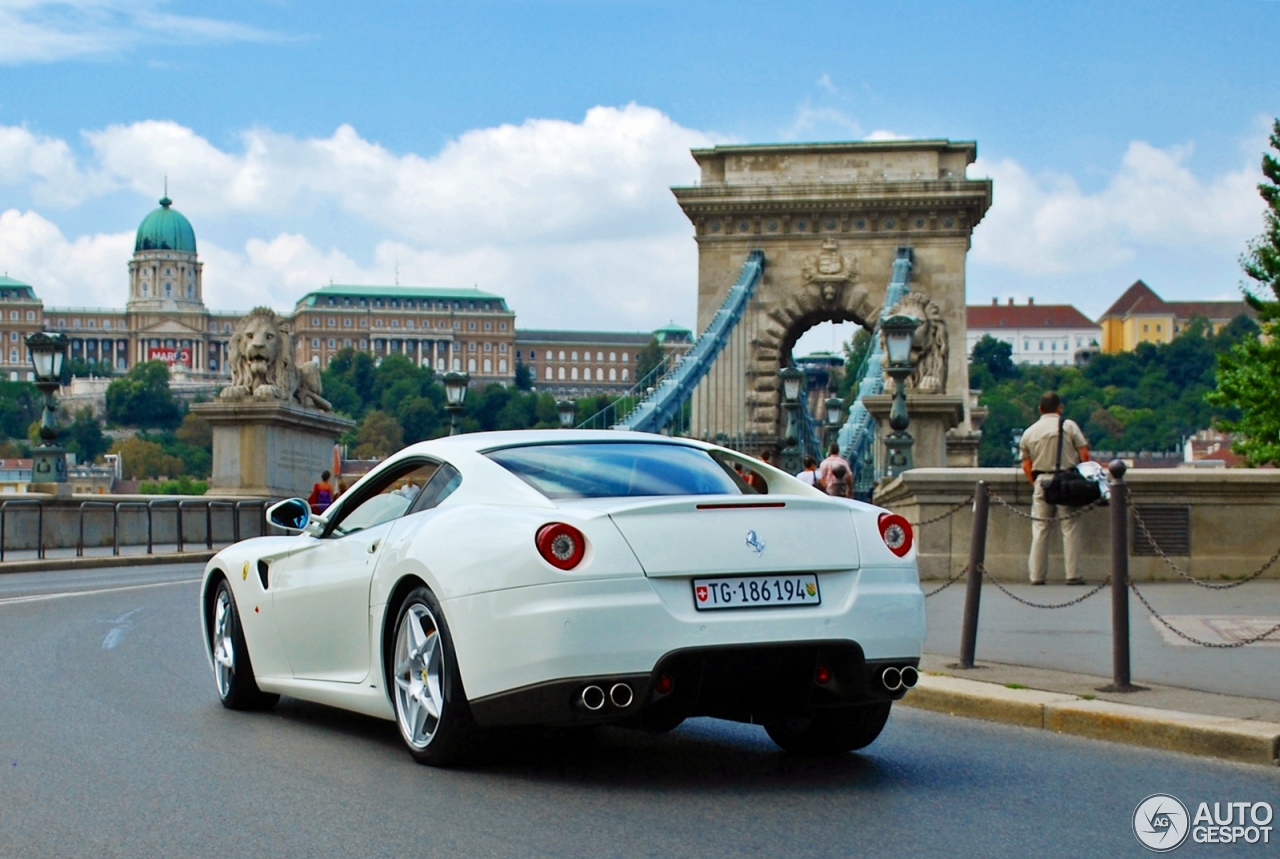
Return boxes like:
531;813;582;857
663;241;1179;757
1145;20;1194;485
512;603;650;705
1133;794;1190;852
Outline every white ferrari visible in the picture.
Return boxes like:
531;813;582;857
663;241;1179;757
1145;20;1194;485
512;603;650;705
200;430;924;766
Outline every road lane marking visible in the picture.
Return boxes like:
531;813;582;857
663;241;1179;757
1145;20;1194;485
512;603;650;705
0;577;199;607
101;607;144;649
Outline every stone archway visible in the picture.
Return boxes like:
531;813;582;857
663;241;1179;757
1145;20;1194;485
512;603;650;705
673;139;992;450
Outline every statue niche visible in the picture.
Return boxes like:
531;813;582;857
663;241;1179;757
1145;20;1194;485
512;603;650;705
881;292;949;394
801;238;858;309
220;307;332;411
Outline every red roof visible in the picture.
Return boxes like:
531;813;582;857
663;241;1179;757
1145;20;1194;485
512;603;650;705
1101;280;1254;321
967;303;1096;330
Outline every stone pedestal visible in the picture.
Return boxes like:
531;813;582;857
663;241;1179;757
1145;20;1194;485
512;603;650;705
191;401;355;499
863;394;965;474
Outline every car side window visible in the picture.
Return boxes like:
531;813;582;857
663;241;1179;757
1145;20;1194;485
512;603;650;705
327;461;439;537
407;463;462;515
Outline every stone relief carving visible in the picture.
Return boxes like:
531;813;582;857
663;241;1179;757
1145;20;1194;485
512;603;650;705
800;239;858;308
881;292;949;394
219;307;332;411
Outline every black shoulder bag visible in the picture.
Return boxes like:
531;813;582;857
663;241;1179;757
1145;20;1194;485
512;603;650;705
1042;414;1101;507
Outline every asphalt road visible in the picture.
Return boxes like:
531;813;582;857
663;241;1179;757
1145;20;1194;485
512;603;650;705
1;565;1278;859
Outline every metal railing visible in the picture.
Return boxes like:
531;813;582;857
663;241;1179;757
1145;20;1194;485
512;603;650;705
0;497;270;562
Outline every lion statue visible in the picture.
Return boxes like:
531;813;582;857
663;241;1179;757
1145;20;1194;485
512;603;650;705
219;307;332;411
880;292;949;394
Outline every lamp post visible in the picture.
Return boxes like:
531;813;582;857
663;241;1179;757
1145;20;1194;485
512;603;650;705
824;395;844;452
880;314;920;479
1010;428;1025;465
25;331;69;486
442;371;469;436
777;366;805;474
556;399;577;429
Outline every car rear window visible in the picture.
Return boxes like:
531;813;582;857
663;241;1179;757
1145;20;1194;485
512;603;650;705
486;442;744;499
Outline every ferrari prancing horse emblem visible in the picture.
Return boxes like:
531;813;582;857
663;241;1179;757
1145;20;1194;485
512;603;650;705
745;530;766;556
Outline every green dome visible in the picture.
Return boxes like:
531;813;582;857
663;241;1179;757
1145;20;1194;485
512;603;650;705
134;196;196;253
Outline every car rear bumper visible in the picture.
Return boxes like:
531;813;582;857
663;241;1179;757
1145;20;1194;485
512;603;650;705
443;567;924;724
468;640;918;728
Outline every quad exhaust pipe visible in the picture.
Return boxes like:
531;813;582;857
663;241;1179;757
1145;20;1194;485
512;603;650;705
881;666;919;692
581;685;606;711
579;682;634;711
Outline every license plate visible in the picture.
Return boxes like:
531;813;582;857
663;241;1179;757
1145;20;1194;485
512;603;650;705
692;574;821;610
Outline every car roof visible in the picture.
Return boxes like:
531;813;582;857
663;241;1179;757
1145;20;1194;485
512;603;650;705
398;429;715;457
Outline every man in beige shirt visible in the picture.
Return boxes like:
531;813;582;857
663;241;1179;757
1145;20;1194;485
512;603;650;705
1019;391;1091;585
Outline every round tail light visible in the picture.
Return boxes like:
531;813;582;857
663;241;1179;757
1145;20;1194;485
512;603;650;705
536;522;586;570
877;513;913;557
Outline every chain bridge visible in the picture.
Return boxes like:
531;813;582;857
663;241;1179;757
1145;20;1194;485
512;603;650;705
579;139;992;492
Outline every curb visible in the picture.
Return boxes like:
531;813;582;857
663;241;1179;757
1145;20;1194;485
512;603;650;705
0;552;215;575
900;674;1280;767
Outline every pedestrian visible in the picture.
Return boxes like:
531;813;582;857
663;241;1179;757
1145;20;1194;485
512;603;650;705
745;449;773;494
814;443;851;494
827;463;852;498
1019;391;1091;585
795;455;819;486
308;470;336;515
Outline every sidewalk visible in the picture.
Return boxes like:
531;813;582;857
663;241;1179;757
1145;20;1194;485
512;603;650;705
910;580;1280;766
901;656;1280;767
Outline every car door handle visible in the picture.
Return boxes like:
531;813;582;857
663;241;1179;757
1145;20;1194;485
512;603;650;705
368;541;379;553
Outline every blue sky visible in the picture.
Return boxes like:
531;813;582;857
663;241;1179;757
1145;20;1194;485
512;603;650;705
0;0;1276;346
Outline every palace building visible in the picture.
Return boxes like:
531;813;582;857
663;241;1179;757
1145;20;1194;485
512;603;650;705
3;196;693;396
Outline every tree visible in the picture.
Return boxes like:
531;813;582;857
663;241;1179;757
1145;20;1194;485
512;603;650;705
64;408;108;464
0;380;41;440
970;335;1018;387
353;410;404;458
634;337;665;386
108;436;186;479
1241;119;1280;318
175;412;212;449
1208;118;1280;465
514;360;533;390
105;361;181;429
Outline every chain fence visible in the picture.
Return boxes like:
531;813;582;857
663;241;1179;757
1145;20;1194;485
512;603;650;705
908;495;974;529
1128;581;1280;648
923;565;969;598
986;487;1108;522
982;569;1112;609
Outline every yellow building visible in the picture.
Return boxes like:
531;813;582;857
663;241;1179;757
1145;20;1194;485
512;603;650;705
1098;280;1255;353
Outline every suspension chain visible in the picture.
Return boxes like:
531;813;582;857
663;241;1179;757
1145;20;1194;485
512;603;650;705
923;566;970;598
982;568;1111;609
986;488;1107;522
909;495;975;528
1128;581;1280;648
1130;504;1280;589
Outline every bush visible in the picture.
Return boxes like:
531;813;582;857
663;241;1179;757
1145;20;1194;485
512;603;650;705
139;475;208;495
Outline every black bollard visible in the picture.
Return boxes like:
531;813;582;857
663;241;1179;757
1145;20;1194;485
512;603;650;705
956;480;988;669
1101;459;1142;692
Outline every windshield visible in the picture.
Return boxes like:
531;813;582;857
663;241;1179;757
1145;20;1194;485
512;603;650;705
486;442;744;500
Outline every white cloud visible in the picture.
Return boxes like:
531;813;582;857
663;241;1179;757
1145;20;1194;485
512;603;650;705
971;140;1262;276
0;106;713;328
816;73;836;94
0;209;131;307
0;0;283;64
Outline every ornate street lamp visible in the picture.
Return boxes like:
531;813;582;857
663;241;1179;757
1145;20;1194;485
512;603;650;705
824;395;844;450
777;366;806;474
25;331;69;485
880;314;920;478
442;371;469;436
556;400;577;429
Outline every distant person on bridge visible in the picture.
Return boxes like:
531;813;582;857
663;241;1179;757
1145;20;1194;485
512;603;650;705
308;470;335;515
815;444;852;494
827;463;853;498
1020;391;1091;586
795;455;818;486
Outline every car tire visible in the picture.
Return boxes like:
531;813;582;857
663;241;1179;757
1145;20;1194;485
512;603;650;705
210;579;279;711
764;702;891;755
390;586;477;767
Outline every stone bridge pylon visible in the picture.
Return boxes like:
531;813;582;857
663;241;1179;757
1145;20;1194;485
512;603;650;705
672;140;993;454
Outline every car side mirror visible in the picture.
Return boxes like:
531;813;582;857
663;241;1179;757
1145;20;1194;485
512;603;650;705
267;497;311;533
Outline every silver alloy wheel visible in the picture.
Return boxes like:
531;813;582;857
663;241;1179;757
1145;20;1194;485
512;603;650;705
212;587;235;698
393;602;445;750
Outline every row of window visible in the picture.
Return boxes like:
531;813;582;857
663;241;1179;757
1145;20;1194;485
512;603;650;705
309;352;510;375
307;339;507;354
7;310;37;322
319;296;504;312
520;349;632;363
544;366;629;382
305;316;511;332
